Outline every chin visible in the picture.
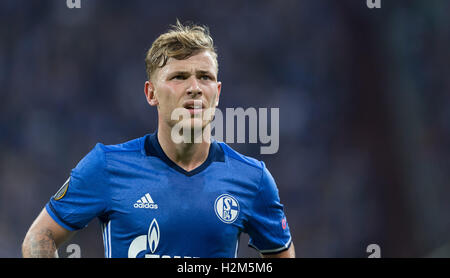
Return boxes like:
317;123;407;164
170;119;209;144
176;118;202;130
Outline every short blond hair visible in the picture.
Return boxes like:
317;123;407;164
145;20;218;81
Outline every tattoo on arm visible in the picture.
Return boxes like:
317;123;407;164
24;228;58;258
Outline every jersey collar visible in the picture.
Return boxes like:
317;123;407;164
144;131;225;177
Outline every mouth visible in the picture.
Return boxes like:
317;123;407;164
183;100;204;115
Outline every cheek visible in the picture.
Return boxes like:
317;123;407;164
156;87;184;119
156;86;177;106
206;87;219;106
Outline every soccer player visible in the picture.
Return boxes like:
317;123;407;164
22;21;295;258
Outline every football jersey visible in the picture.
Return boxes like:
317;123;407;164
46;132;292;258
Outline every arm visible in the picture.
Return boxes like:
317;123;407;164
22;207;76;258
261;242;295;258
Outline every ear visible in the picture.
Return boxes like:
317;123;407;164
215;81;222;107
144;81;159;106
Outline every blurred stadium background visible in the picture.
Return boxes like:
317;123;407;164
1;0;449;257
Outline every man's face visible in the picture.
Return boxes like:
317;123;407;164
145;50;221;136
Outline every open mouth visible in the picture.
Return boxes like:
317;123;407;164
183;100;204;114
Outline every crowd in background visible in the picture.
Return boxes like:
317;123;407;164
1;0;449;257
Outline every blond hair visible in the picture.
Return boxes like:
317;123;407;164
145;20;218;81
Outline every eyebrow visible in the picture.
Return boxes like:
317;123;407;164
169;70;216;79
197;70;216;77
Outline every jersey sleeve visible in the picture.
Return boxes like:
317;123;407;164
45;143;109;231
246;161;292;254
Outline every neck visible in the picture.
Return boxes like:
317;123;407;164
157;124;212;172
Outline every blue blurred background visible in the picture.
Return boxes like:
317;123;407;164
1;0;449;257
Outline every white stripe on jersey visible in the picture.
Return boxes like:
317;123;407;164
102;221;112;258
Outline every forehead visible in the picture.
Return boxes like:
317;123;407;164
160;51;218;76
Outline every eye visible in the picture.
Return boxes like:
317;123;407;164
171;74;187;80
200;75;212;80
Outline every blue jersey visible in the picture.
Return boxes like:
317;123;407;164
46;132;292;258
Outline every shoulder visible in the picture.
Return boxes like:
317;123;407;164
74;136;145;174
96;136;145;162
217;141;267;174
100;136;143;154
217;142;279;191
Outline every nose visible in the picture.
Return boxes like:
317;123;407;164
186;76;202;97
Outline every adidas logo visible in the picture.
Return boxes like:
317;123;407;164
134;193;158;209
